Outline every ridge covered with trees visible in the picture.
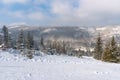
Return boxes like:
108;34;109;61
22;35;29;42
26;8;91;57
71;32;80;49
1;25;120;63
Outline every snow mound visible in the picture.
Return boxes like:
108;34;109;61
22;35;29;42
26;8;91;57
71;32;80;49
0;49;46;62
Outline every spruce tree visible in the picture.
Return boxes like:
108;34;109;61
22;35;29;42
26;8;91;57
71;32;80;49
26;32;34;59
26;32;34;49
62;41;67;54
30;34;34;49
2;25;9;47
40;35;45;49
26;32;31;49
109;36;117;62
102;36;117;62
101;42;111;61
8;34;12;48
110;36;117;52
17;30;24;51
93;34;103;60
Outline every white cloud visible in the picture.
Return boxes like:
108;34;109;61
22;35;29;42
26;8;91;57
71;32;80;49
27;12;45;20
9;11;24;18
77;0;120;25
50;0;120;26
78;0;120;15
33;0;47;5
1;0;27;4
3;9;45;21
1;0;120;26
51;1;71;15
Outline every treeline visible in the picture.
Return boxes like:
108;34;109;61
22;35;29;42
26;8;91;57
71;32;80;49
45;40;85;57
3;25;118;62
0;25;36;59
0;25;84;59
94;34;120;63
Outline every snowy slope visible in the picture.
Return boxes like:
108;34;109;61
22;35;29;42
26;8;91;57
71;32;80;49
95;25;120;38
0;50;120;80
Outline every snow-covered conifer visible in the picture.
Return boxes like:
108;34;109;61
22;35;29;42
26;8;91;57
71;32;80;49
93;34;103;60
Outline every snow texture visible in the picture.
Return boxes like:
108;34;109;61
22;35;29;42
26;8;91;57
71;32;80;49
0;49;120;80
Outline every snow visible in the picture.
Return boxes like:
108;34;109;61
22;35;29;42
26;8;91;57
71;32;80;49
95;26;120;38
9;22;28;27
43;28;56;33
0;50;120;80
96;27;107;31
75;46;94;52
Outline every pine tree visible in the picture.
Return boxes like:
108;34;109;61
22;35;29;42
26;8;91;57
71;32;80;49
62;41;67;54
93;34;103;60
8;34;12;48
26;32;34;49
102;36;117;62
26;32;34;59
40;35;45;49
109;36;118;62
26;32;31;49
2;25;9;47
101;42;111;61
110;36;117;52
17;30;24;52
56;41;62;53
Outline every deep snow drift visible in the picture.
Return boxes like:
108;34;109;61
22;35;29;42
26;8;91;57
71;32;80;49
0;50;120;80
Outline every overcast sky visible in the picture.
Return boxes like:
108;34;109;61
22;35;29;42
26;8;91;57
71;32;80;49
0;0;120;26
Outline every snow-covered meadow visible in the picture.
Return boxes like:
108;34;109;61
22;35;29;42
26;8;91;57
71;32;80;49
0;50;120;80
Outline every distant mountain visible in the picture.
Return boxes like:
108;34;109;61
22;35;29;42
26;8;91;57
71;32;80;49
8;25;93;40
7;25;94;49
95;25;120;43
3;24;120;49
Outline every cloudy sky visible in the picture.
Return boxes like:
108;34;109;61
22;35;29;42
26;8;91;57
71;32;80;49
0;0;120;26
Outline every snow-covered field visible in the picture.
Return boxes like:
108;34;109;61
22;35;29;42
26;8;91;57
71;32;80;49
0;50;120;80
